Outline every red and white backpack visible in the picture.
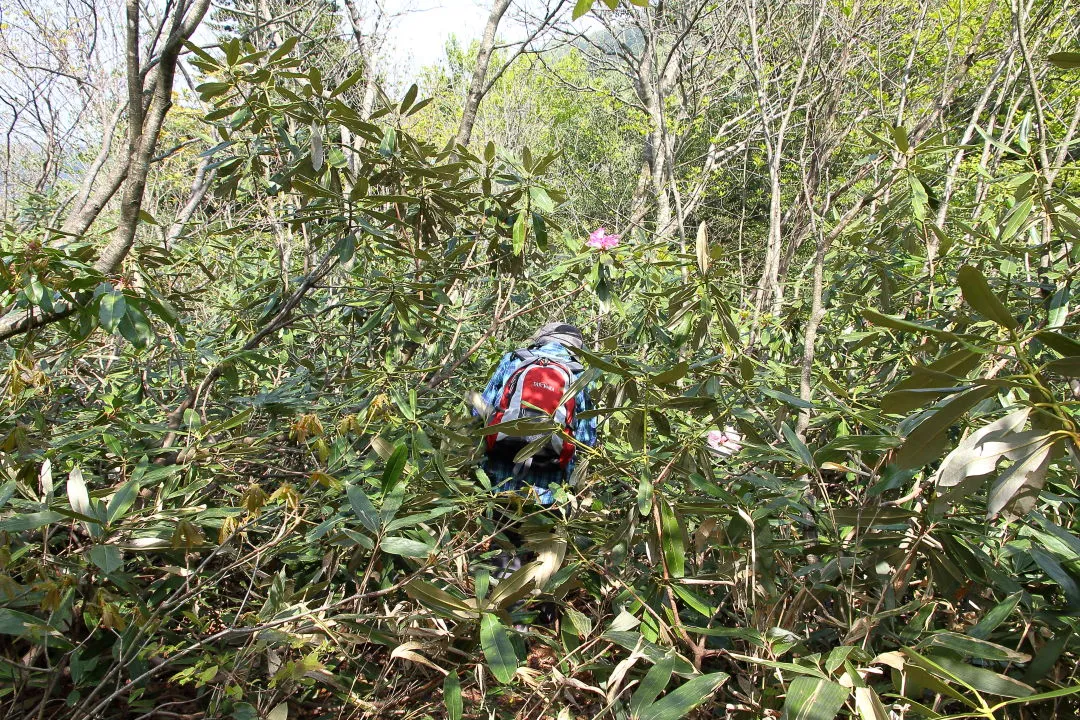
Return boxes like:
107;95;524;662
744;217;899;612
485;350;584;471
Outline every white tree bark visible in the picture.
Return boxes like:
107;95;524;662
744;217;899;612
455;0;513;149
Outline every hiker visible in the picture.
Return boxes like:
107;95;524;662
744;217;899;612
469;323;597;627
473;322;597;505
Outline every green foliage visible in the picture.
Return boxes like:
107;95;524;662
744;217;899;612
2;4;1080;718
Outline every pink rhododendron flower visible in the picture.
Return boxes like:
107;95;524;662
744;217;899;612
586;227;621;250
707;427;743;457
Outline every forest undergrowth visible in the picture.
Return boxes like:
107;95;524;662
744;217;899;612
2;0;1080;718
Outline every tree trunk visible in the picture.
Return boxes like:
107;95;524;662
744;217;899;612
50;101;126;239
745;0;826;321
342;0;381;120
628;27;676;237
166;156;216;246
94;0;211;275
455;0;513;149
796;226;827;438
0;0;211;341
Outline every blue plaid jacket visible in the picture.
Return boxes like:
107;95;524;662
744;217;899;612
476;343;597;504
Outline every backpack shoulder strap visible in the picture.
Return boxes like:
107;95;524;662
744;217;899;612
511;348;538;364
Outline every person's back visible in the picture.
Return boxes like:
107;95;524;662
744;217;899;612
477;323;597;505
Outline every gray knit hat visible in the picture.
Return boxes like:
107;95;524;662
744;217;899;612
531;322;584;349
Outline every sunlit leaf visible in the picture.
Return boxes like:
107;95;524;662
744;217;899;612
1048;52;1080;69
853;687;890;720
88;545;123;575
444;670;463;720
347;484;380;533
512;211;526;255
572;0;594;19
895;386;997;469
862;309;959;340
650;362;688;386
400;84;418;113
106;479;139;524
379;127;396;157
99;291;126;333
934;409;1033;490
381;444;408;493
918;632;1029;663
630;653;675;714
480;613;518;683
404;579;475;620
0;511;65;532
380;536;431;557
958;265;1018;330
638;672;728;720
659;498;685;578
781;676;848;720
908;648;1034;699
986;439;1055;518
